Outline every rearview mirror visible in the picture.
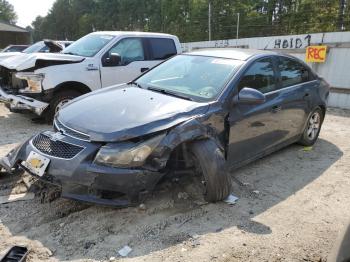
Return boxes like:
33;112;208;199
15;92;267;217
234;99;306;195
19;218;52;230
104;52;121;66
234;87;266;104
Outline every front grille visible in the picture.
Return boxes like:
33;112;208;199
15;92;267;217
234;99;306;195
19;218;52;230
32;133;84;159
0;66;27;90
54;119;90;141
0;66;12;88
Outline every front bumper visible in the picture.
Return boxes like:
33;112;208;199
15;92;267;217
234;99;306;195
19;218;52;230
0;86;49;115
0;132;164;207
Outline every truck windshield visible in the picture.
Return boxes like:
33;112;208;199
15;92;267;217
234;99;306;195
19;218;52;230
22;41;45;54
63;34;114;57
136;54;243;101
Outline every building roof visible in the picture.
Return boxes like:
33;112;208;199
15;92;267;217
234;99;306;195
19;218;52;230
0;21;28;33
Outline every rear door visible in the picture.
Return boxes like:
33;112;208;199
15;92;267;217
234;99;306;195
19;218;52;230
227;57;286;166
100;37;150;87
274;56;316;139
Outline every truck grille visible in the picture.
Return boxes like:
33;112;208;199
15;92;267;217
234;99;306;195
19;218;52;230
0;66;12;88
0;66;27;91
32;133;84;159
54;119;90;141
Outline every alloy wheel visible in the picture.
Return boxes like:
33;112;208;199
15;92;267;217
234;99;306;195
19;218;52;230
307;111;321;140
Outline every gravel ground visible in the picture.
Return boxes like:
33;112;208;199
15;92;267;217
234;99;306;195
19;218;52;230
0;103;350;262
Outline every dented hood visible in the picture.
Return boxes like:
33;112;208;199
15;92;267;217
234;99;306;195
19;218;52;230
0;53;85;71
0;52;22;62
56;86;209;142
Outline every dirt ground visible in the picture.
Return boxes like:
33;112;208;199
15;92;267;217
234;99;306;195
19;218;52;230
0;102;350;262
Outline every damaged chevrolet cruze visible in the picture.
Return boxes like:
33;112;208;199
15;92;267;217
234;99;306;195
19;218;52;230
0;49;330;207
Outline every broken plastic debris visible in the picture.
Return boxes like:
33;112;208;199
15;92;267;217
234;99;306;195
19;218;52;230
138;203;146;210
302;146;313;152
118;245;132;257
0;192;35;204
177;192;189;200
190;233;200;239
224;194;239;205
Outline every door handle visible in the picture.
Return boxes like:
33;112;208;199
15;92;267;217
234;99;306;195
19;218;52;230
272;105;282;113
141;67;149;72
303;93;310;99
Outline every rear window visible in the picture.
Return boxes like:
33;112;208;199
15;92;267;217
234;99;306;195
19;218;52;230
148;38;177;60
278;57;313;88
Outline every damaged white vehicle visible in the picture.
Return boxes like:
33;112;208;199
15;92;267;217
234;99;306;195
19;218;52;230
0;32;181;121
0;40;71;62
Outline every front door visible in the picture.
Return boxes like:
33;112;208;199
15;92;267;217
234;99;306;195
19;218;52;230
100;37;151;88
227;57;286;167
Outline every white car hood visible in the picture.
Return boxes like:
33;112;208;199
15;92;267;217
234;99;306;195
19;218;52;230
0;53;85;71
0;52;22;62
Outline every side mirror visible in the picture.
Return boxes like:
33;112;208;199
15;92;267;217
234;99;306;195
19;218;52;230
104;52;121;66
234;87;266;104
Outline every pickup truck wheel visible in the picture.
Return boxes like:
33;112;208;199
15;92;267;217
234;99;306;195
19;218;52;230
298;107;324;146
189;139;231;202
45;90;82;122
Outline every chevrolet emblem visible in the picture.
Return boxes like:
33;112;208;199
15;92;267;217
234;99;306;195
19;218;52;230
43;131;65;141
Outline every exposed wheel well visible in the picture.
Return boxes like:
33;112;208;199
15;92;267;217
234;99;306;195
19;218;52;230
319;105;326;118
54;81;91;95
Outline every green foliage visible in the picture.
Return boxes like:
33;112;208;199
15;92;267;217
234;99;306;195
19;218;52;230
0;0;17;24
29;0;348;42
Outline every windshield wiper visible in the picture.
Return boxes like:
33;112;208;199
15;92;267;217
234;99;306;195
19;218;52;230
127;81;144;89
147;86;194;101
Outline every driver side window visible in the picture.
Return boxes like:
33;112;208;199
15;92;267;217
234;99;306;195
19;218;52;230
107;38;145;66
238;58;277;94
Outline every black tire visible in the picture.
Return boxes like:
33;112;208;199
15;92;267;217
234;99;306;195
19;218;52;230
189;139;231;202
45;90;82;122
298;107;324;146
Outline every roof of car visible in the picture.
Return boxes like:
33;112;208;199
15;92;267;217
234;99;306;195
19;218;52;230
187;48;277;61
90;31;177;38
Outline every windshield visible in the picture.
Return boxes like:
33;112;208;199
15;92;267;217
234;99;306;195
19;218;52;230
22;41;45;54
2;46;24;52
63;34;114;57
136;55;242;101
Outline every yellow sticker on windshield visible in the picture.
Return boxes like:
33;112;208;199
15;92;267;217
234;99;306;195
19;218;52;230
211;59;237;65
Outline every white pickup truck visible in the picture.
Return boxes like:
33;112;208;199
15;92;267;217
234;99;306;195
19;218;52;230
0;31;181;120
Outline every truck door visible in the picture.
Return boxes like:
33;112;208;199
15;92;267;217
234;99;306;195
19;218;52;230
100;37;151;88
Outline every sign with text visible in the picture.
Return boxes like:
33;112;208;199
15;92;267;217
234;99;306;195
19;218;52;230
306;45;327;63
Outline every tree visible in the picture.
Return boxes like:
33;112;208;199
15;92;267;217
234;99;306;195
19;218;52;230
0;0;17;24
29;0;349;42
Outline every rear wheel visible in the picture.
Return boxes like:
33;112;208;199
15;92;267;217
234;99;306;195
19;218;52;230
189;139;231;202
45;90;82;122
298;107;324;146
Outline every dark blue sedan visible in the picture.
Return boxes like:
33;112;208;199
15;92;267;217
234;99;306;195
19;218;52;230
0;49;330;206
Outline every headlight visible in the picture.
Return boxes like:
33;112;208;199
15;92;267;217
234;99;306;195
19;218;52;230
16;72;44;93
94;133;165;168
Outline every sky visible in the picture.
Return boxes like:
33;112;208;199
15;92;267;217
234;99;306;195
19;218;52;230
8;0;55;28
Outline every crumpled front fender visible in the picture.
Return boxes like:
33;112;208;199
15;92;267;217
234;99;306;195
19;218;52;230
149;117;222;169
0;138;32;172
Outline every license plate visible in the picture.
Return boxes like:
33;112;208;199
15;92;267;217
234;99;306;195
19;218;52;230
22;151;50;177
